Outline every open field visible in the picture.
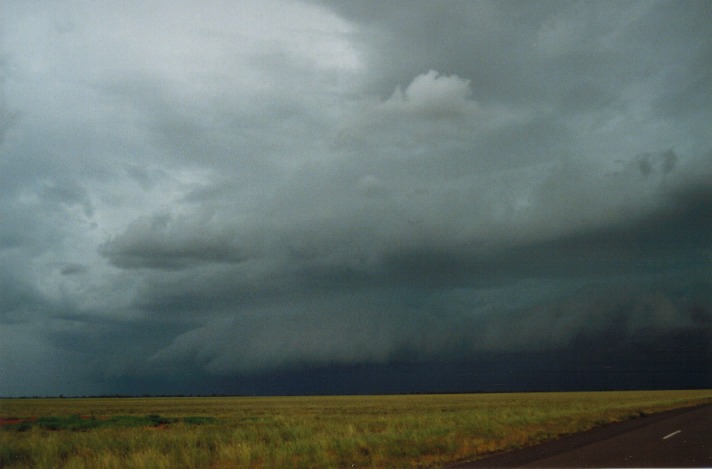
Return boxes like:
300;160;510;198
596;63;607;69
1;389;711;468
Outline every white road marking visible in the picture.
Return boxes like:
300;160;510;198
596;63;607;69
662;430;682;440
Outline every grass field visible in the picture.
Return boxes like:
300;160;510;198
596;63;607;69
1;389;710;468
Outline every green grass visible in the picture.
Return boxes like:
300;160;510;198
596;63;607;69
1;389;710;468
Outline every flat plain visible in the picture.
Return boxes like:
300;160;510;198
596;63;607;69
1;389;711;468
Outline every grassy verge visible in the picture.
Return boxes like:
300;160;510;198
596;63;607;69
1;389;710;468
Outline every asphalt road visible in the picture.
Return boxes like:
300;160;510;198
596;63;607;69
450;404;711;468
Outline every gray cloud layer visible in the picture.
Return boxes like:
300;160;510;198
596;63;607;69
1;0;710;396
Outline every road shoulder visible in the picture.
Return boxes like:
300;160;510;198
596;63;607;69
448;403;712;468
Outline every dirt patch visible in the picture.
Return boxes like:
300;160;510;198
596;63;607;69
151;423;170;430
0;417;36;426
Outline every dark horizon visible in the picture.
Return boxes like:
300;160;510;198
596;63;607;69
5;323;710;398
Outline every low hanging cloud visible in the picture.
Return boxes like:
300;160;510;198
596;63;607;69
100;152;711;378
142;273;710;379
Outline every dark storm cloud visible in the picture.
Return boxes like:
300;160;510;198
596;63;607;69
314;1;647;105
1;0;710;396
101;172;711;375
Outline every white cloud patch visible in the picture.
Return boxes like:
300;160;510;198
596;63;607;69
382;70;475;117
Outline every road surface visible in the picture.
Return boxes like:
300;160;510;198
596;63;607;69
450;403;711;468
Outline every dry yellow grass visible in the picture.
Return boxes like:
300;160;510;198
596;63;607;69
1;389;711;468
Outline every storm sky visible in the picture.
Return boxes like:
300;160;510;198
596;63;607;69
1;0;710;397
